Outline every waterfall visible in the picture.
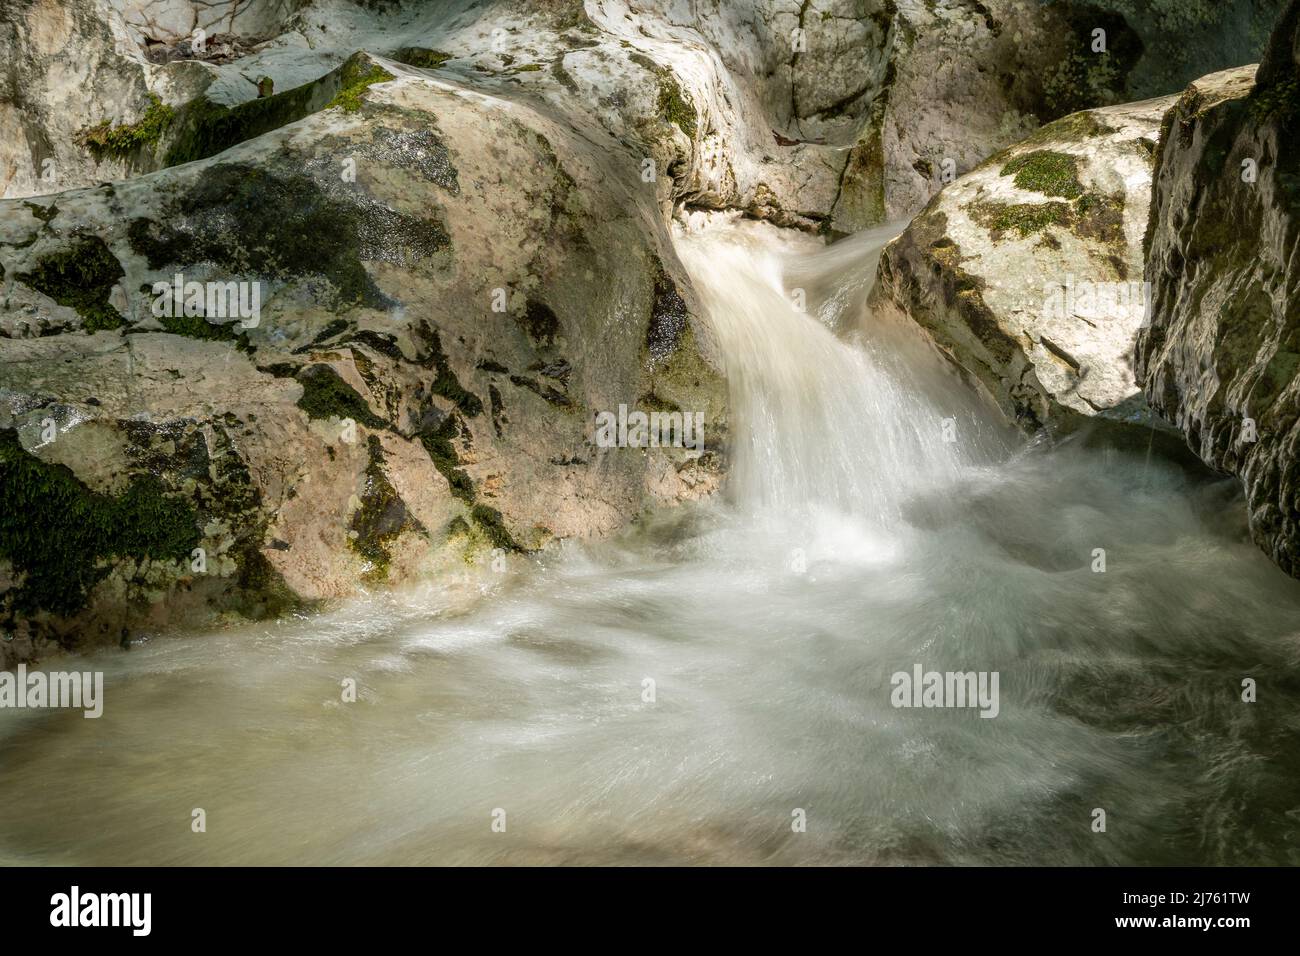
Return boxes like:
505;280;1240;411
1;218;1297;866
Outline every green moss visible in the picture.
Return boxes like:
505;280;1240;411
150;300;248;345
17;237;124;331
515;64;544;72
23;201;57;223
295;364;388;428
418;414;475;503
657;75;697;139
470;504;521;552
1000;150;1084;199
392;48;454;69
349;434;421;583
519;298;561;347
971;200;1071;238
1250;79;1300;123
76;95;174;160
0;428;200;616
971;188;1126;248
326;60;395;113
416;322;483;416
551;58;579;92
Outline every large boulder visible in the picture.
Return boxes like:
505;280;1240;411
0;54;726;663
10;0;1283;225
871;94;1175;432
1136;0;1300;577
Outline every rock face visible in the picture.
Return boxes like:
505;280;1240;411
0;50;726;664
1137;0;1300;577
7;0;1284;224
0;0;156;198
872;95;1174;432
875;0;1289;226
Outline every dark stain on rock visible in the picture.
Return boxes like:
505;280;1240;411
127;162;449;311
519;298;561;346
17;236;124;332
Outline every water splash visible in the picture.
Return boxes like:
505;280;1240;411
1;216;1298;865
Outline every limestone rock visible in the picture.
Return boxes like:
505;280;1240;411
0;54;726;662
1136;1;1300;577
872;95;1174;431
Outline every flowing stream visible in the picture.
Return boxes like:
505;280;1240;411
3;216;1299;865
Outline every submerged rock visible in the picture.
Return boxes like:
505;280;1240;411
871;96;1174;432
1137;0;1300;578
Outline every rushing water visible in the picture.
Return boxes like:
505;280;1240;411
3;216;1299;866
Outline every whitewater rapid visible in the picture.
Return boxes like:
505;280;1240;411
2;216;1297;865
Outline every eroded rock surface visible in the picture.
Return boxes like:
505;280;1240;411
872;95;1174;432
0;55;725;662
1137;1;1300;577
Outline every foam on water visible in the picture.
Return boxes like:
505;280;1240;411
2;216;1298;865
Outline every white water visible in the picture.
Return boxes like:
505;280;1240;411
3;216;1299;865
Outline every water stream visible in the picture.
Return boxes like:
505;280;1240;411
3;217;1298;865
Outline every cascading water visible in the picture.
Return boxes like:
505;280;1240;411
2;216;1298;866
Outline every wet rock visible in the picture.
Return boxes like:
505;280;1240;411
872;96;1174;432
1136;0;1300;578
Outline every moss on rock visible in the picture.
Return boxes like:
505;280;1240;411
76;95;174;160
1000;150;1084;198
0;428;200;616
295;364;388;428
17;237;125;331
128;162;448;311
418;413;476;504
327;60;395;113
391;48;453;69
349;434;422;582
656;74;697;139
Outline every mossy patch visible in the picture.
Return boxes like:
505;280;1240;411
1000;150;1084;199
17;237;125;331
656;74;697;139
141;288;250;345
349;434;422;583
970;190;1125;247
391;48;453;69
519;298;561;347
326;60;395;113
1250;78;1300;124
628;52;697;138
296;364;388;428
970;200;1071;238
470;503;521;552
417;322;483;416
76;95;174;160
128;163;448;311
551;57;580;92
161;53;398;167
0;428;200;616
418;413;475;503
